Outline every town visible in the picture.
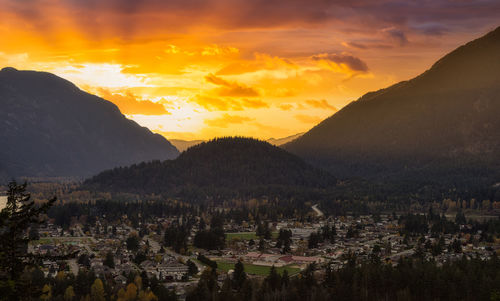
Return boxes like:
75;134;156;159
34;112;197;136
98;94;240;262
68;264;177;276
29;203;500;300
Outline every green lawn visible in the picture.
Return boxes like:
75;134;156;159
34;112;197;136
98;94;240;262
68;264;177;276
225;232;279;241
216;261;300;276
226;232;258;241
32;238;53;245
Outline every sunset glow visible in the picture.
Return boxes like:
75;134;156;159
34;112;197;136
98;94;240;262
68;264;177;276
1;0;499;140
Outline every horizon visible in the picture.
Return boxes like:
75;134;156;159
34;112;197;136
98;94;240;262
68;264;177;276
0;0;499;140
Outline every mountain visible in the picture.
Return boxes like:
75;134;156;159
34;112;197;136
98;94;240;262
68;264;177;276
0;67;179;179
169;139;206;152
285;27;500;196
267;132;304;146
83;137;336;200
170;133;304;152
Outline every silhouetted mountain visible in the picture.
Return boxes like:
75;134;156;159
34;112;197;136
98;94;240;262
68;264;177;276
0;67;179;179
285;27;500;196
83;137;336;200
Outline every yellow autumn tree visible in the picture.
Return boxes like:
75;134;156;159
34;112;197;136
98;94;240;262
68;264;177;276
124;283;138;300
40;284;52;301
64;285;75;301
90;279;106;301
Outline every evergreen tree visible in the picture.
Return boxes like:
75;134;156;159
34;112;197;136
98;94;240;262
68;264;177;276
0;181;56;298
232;260;246;290
103;251;115;268
187;260;199;276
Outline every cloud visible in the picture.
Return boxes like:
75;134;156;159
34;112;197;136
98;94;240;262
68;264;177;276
312;53;369;73
241;98;269;109
2;0;500;43
279;104;294;111
201;44;239;56
382;27;409;46
304;99;337;111
192;95;238;111
412;23;448;36
192;95;268;111
204;114;254;128
341;41;392;50
205;73;260;97
294;114;323;124
97;88;169;115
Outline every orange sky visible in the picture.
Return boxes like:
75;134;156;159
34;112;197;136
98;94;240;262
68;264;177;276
1;0;499;140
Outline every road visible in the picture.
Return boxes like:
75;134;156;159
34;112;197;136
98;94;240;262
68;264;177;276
146;234;205;275
312;204;324;217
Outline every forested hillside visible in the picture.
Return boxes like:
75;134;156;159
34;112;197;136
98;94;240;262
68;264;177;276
83;137;336;201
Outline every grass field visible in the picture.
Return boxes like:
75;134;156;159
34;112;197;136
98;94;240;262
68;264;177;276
225;232;279;241
216;261;300;276
226;232;259;240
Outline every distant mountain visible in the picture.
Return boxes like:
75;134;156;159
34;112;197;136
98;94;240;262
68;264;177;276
169;139;206;152
170;133;304;152
285;27;500;196
267;133;304;146
83;137;336;200
0;67;179;179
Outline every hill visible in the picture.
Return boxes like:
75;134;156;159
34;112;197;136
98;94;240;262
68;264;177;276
0;67;179;179
285;26;500;200
170;133;304;152
83;137;336;200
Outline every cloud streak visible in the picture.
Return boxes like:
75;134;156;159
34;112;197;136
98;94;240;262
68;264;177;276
204;114;254;128
97;88;169;115
205;73;260;97
312;53;369;73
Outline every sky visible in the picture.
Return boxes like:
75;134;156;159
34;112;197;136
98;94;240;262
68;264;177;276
0;0;499;140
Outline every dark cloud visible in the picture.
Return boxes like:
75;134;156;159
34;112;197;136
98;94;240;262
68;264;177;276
312;53;369;72
342;41;392;50
412;23;448;36
382;27;408;46
2;0;500;39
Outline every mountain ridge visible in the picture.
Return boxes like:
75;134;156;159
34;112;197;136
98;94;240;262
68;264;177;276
285;26;500;191
0;67;179;179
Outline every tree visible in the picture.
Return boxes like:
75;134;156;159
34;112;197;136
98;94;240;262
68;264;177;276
104;251;115;268
265;266;281;291
281;270;289;287
258;239;265;252
187;260;199;276
232;260;246;290
90;278;106;301
64;285;75;301
40;284;52;301
124;283;138;300
0;181;56;297
127;235;140;252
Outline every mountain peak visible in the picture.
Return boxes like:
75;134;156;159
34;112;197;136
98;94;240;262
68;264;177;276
1;67;18;72
285;27;500;188
1;68;179;179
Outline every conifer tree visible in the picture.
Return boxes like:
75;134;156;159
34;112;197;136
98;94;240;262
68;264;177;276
0;181;56;297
